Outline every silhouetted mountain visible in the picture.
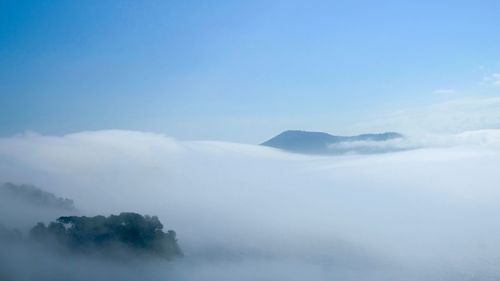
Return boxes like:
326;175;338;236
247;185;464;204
261;130;403;154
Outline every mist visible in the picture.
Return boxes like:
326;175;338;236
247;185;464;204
2;130;500;280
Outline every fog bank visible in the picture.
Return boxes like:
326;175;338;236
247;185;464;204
1;130;500;280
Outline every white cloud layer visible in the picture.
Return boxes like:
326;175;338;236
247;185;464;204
1;129;500;280
484;73;500;86
355;96;500;135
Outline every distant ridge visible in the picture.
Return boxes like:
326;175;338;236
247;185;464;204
0;182;76;211
261;130;403;154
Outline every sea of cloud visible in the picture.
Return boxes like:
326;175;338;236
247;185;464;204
1;129;500;280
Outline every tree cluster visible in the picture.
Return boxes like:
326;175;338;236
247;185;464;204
30;212;182;260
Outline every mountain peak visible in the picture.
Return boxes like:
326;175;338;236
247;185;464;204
261;130;402;154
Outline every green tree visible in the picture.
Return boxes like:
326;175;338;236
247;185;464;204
30;212;182;260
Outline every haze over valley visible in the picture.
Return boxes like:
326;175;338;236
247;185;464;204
2;129;500;280
1;0;500;280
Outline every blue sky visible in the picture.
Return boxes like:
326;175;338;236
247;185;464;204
1;0;499;142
